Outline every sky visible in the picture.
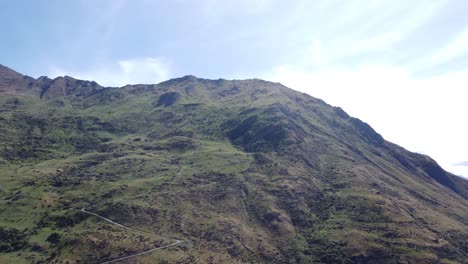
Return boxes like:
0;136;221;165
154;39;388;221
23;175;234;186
1;0;468;178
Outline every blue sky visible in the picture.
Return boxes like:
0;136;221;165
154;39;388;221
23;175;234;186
1;0;468;178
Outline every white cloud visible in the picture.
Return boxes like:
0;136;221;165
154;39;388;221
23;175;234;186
265;64;468;179
414;27;468;69
48;57;171;87
339;0;445;55
271;0;448;69
454;161;468;166
201;0;272;15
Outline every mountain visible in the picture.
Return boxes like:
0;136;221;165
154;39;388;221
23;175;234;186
0;64;467;264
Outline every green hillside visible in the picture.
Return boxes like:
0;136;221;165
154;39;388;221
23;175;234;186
0;64;467;263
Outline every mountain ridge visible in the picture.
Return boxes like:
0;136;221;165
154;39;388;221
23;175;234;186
1;63;466;201
0;64;467;263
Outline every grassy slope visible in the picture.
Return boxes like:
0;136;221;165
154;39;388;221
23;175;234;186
0;74;467;263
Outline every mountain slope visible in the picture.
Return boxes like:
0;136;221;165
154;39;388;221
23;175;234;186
0;65;467;263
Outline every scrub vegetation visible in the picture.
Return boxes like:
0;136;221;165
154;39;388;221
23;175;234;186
0;65;467;263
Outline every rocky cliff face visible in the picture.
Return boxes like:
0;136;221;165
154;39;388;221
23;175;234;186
0;65;467;263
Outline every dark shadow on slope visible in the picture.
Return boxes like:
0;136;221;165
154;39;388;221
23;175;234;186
224;104;306;152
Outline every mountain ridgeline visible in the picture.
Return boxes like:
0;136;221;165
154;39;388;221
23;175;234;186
0;64;467;263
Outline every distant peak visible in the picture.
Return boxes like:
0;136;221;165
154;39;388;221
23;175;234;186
51;75;72;82
157;75;201;86
37;76;52;82
176;75;202;82
181;75;198;79
159;75;280;85
0;64;23;79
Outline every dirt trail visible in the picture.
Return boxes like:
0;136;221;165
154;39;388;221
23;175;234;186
80;208;183;264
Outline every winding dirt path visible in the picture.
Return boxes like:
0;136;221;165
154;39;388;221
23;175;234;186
80;208;183;264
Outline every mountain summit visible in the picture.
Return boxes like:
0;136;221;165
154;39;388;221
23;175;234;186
0;65;467;263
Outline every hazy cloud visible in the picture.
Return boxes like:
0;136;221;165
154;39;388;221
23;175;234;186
48;57;171;87
336;0;446;57
201;0;272;15
414;27;468;70
454;161;468;167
